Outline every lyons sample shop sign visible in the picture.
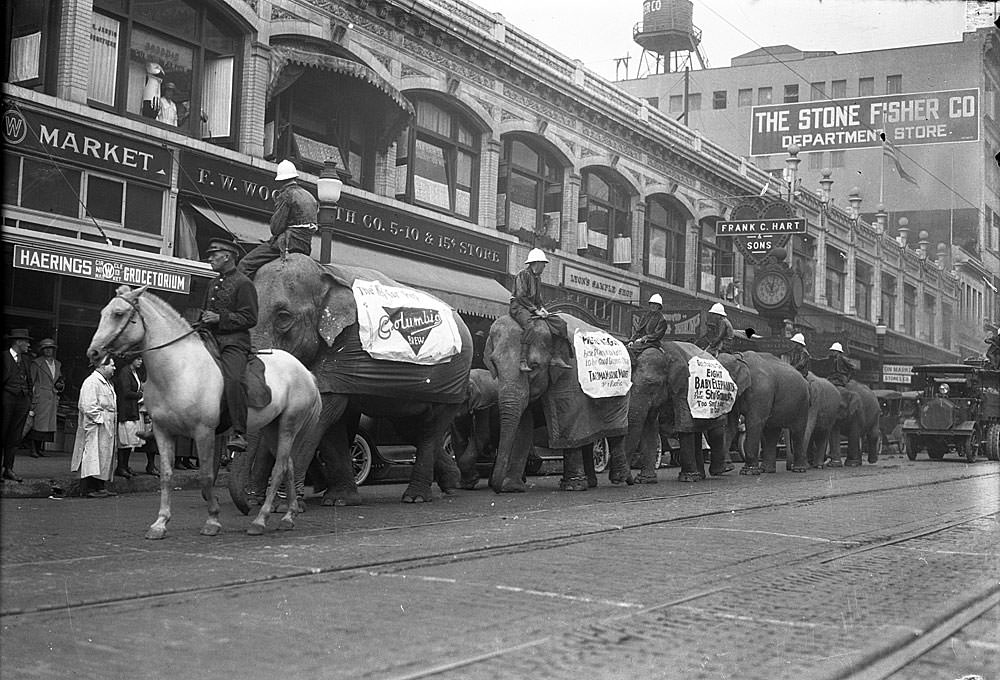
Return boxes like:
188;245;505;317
750;88;979;155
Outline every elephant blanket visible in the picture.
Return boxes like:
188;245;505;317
314;263;470;404
543;316;629;449
660;341;735;432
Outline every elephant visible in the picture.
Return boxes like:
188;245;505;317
453;368;500;490
716;351;810;474
230;253;472;508
828;379;881;467
485;314;631;493
802;373;858;468
629;342;749;483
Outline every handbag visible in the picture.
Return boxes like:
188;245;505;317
20;412;34;440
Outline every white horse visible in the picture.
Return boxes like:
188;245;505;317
87;285;321;539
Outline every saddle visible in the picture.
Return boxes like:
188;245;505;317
198;331;272;408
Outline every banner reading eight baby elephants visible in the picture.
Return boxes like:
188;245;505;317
686;355;737;419
574;330;632;398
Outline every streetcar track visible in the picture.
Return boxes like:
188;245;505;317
2;472;996;620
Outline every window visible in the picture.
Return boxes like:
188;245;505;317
5;0;56;90
88;0;240;147
396;98;479;219
825;245;845;311
645;97;659;109
497;137;562;246
831;80;846;98
886;74;902;94
645;196;686;287
942;303;952;348
783;84;799;103
712;90;727;109
881;273;896;328
757;87;772;105
923;293;935;342
830;150;845;168
808;152;824;170
738;88;752;107
792;235;815;302
810;81;826;101
698;219;734;296
687;93;701;111
578;170;632;265
903;284;916;336
859;77;874;97
855;260;873;321
668;94;684;113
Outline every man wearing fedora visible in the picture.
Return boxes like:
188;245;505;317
201;238;258;452
3;329;34;482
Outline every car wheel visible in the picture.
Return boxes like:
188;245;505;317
592;438;610;474
654;436;664;469
963;428;980;463
987;424;1000;461
352;433;374;486
443;429;455;459
903;435;918;461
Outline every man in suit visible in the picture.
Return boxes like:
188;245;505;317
3;329;34;482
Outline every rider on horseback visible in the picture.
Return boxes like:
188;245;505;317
202;238;258;451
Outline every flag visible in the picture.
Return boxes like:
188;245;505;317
758;182;770;197
881;134;919;186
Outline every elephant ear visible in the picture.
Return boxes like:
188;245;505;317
718;354;752;398
317;272;358;347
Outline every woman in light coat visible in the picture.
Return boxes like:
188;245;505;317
27;338;64;457
71;356;118;498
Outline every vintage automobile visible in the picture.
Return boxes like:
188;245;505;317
900;361;1000;462
874;389;920;456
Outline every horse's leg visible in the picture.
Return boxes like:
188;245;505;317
248;426;281;535
196;427;223;536
277;427;298;531
146;425;175;540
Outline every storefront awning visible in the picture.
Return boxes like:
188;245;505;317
190;205;270;245
269;45;414;148
333;242;511;319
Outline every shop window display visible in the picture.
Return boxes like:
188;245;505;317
645;196;686;286
496;137;562;246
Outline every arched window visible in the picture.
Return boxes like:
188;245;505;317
697;218;734;297
645;196;686;286
396;97;479;220
88;0;241;147
497;137;563;246
578;170;632;265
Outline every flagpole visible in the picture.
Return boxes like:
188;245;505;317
879;133;885;205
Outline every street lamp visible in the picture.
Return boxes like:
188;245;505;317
317;158;344;264
847;187;862;227
784;144;801;202
874;203;888;235
818;168;834;210
875;317;887;389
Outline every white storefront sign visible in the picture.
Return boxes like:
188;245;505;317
883;364;913;385
562;263;640;302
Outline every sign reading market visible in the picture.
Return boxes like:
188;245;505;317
750;88;979;155
13;244;191;293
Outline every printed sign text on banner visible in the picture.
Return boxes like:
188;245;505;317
686;355;737;419
573;330;632;398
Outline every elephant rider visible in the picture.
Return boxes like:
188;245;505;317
788;333;811;378
827;342;853;387
510;248;572;373
700;303;734;357
238;160;319;279
985;322;1000;370
201;238;259;452
627;294;668;361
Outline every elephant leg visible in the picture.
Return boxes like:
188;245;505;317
788;425;808;473
826;424;844;467
740;415;763;474
494;410;533;493
844;426;863;466
634;413;661;483
404;406;454;503
433;421;462;495
706;424;733;476
317;397;362;506
606;434;632;486
809;428;829;467
560;447;588;491
581;443;597;488
760;428;781;473
454;414;485;490
677;433;702;482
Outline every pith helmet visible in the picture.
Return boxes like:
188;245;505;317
274;159;298;181
829;342;844;353
525;248;549;264
709;302;727;317
648;294;663;306
790;333;805;346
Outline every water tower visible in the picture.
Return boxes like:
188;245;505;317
633;0;708;76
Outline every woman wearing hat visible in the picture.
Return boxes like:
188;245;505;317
3;328;33;482
26;338;64;458
71;355;119;498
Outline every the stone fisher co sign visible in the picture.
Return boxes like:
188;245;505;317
13;244;191;293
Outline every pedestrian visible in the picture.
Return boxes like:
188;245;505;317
115;356;145;479
627;294;668;361
509;248;572;372
71;355;119;498
237;160;319;279
787;333;811;379
26;337;64;458
200;237;258;452
827;342;853;387
700;303;734;357
2;328;34;483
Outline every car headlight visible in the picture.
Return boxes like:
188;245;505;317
938;383;950;396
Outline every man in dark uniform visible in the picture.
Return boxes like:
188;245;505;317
238;160;319;279
202;239;258;451
985;322;1000;370
510;248;572;373
700;303;734;357
788;332;811;378
627;294;668;360
827;342;853;387
2;329;33;482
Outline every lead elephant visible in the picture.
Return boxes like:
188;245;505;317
828;379;881;467
717;351;810;474
802;373;860;468
629;342;748;482
230;253;472;508
485;314;631;493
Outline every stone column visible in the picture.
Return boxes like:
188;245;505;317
480;138;502;230
629;201;646;275
814;217;828;307
686;220;701;292
845;240;857;316
872;239;883;324
564;173;582;252
55;0;91;103
239;40;272;157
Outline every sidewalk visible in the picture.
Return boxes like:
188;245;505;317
1;443;225;499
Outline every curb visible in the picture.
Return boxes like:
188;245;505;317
1;470;232;499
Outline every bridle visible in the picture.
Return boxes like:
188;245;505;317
100;294;197;357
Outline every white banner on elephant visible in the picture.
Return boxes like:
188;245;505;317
686;356;737;419
352;279;461;365
573;330;632;398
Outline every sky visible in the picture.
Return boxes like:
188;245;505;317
472;0;972;81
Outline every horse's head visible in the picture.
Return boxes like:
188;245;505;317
87;285;150;365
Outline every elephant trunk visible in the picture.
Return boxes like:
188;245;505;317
227;431;266;516
489;389;529;493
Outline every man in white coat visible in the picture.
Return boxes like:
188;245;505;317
71;356;119;498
